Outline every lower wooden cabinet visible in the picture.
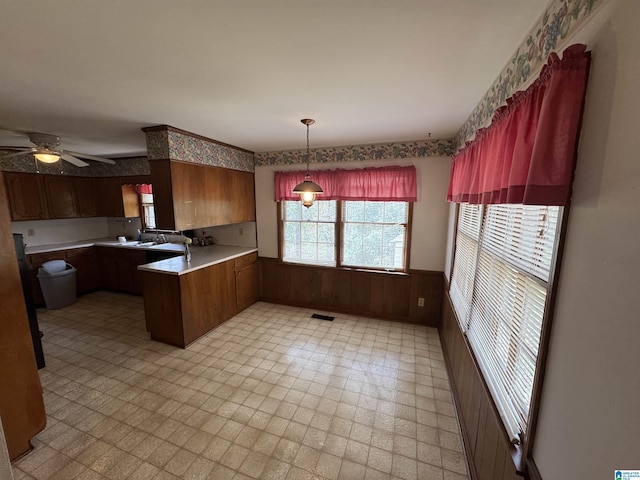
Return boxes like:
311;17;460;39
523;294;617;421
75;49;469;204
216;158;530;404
94;246;147;294
235;253;258;312
142;252;258;348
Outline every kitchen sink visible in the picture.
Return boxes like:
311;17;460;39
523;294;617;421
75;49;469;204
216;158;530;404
135;241;158;247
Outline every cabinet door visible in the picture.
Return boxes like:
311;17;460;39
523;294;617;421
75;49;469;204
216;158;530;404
4;172;48;221
43;176;79;219
230;169;256;223
75;177;99;217
129;250;148;295
65;247;99;293
236;262;258;312
95;247;118;290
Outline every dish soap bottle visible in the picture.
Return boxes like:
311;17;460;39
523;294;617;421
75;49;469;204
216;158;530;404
137;229;142;242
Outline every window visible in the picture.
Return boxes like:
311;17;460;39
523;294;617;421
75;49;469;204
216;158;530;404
280;200;410;272
140;192;156;230
450;203;560;443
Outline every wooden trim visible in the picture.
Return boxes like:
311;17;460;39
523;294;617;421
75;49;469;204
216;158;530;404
404;202;413;274
141;125;254;154
526;458;543;480
277;202;284;262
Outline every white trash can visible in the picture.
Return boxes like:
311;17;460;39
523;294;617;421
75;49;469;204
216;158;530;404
37;261;77;309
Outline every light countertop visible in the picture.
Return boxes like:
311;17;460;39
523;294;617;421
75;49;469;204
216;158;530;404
138;245;258;276
24;238;186;255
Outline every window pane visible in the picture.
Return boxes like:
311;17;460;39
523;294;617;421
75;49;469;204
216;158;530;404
364;202;384;223
342;200;408;270
282;200;336;267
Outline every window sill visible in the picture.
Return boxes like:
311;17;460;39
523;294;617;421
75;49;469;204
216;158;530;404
278;260;409;276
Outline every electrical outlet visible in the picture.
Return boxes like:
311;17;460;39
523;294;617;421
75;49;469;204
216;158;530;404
418;297;425;307
27;228;35;236
239;227;244;236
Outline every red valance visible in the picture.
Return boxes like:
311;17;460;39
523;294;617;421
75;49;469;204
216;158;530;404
136;184;152;195
447;44;590;206
275;165;417;202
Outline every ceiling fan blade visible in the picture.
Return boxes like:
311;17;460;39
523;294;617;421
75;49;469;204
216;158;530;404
64;150;116;165
0;149;34;160
60;153;89;167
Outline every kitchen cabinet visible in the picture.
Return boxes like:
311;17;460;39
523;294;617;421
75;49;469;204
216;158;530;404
3;172;48;221
75;177;99;217
94;246;148;294
141;249;258;348
142;257;237;347
235;252;258;313
43;175;79;219
65;247;100;293
150;159;255;230
0;172;46;460
97;178;140;218
4;173;150;221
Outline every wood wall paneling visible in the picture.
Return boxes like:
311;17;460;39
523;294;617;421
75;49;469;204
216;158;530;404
439;288;524;480
258;257;443;326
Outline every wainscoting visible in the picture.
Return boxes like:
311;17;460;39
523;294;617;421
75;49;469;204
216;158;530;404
439;289;524;480
258;257;443;326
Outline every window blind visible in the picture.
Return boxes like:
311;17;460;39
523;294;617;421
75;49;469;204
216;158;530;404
449;204;482;328
449;203;561;443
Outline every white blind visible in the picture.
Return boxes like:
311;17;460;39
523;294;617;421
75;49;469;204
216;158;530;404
450;204;483;328
449;204;561;443
482;205;558;281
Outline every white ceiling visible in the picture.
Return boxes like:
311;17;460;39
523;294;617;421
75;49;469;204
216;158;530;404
0;1;548;157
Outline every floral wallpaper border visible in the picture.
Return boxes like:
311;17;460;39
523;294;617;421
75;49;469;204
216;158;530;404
145;127;255;173
0;152;150;177
255;139;455;166
454;0;606;149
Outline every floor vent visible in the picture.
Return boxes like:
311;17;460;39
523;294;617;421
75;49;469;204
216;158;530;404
311;313;335;321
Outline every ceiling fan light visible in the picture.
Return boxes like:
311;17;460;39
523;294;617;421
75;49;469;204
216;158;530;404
34;152;60;163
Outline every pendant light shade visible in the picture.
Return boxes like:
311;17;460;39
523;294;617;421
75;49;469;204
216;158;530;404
293;118;323;208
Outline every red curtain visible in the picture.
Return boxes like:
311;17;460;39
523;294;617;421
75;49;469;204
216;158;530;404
135;184;152;195
275;165;417;202
447;44;590;205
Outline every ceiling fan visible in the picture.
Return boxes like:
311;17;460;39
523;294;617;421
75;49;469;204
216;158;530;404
0;132;115;167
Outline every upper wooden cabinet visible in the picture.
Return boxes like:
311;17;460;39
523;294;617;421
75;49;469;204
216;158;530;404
3;172;48;221
3;173;151;221
43;175;79;219
97;177;141;218
75;177;99;217
150;159;255;231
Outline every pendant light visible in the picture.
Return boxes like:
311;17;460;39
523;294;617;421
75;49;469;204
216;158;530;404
293;118;323;208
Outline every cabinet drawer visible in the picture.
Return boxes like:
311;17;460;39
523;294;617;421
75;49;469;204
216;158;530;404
234;252;257;269
28;251;66;266
65;247;94;261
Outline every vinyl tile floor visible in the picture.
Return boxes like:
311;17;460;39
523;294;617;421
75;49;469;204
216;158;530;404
11;290;468;480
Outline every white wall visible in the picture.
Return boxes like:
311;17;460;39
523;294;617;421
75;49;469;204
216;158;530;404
533;0;640;477
255;157;452;271
11;217;110;247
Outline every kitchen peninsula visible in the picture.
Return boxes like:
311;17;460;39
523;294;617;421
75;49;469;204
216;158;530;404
139;245;258;348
